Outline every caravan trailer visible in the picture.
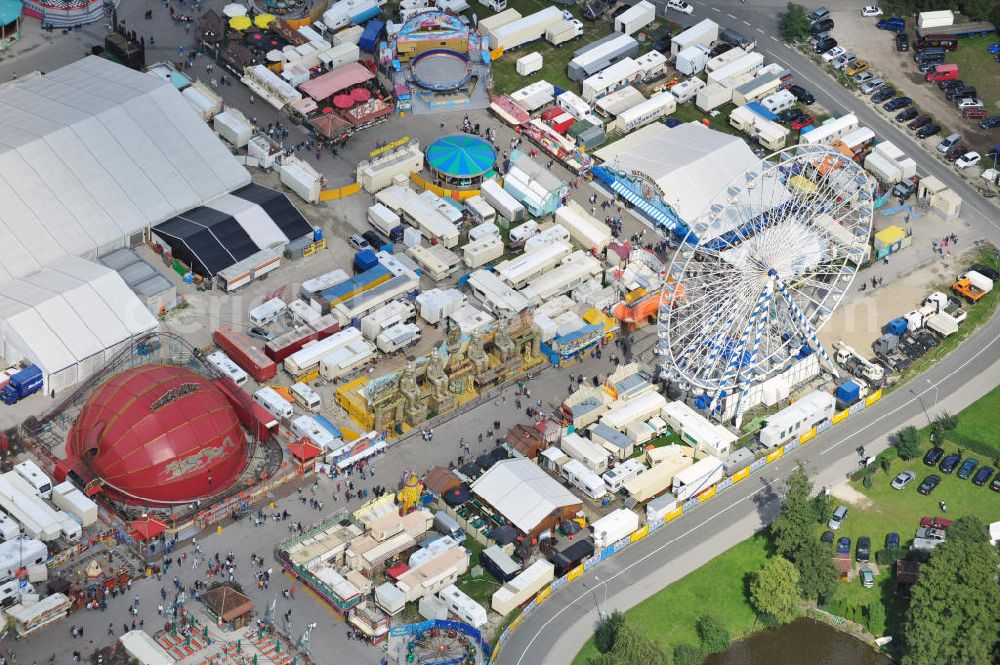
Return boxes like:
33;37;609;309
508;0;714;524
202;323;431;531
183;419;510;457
253;386;294;421
206;351;249;386
602;458;647;493
14;461;52;499
561;459;608;499
249;298;288;326
290;382;321;412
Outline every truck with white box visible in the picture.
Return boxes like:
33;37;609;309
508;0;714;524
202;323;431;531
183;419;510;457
590;508;640;549
671;455;724;502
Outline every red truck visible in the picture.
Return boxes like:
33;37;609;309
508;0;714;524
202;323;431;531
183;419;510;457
925;63;958;82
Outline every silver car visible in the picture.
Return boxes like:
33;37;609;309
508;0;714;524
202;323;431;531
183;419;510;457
861;78;885;94
890;470;916;489
828;505;849;530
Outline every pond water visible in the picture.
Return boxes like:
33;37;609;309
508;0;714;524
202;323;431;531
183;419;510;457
704;617;893;665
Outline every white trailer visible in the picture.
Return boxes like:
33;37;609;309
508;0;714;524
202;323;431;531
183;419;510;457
253;386;293;421
523;224;570;252
319;337;376;380
465;270;532;316
291;415;340;451
7;592;71;638
510;80;555;112
368;203;401;236
622;461;676;503
249;297;289;327
492;560;554;616
561;459;608;499
581;57;642;103
0;513;19;540
615;1;655;35
676;44;710;76
612;92;676;135
672;455;724;502
14;461;52;499
557;90;593;120
917;10;953;30
480;179;525;222
560;432;609;474
290;382;322;412
761;89;797;114
646;493;677;523
478;8;521;36
285;327;364;376
600;392;668;431
408;244;461;281
51;482;98;528
0;538;48;581
439;584;488;629
602;458;647;493
520;251;602;302
0;473;63;541
706;51;765;87
546;18;583;47
671;77;705;103
590;508;640;549
926;312;959;337
206;351;249;387
488;7;563;51
555;201;612;251
376;323;422;353
670;18;719;56
463;236;505;269
360;300;416;340
758;390;835;448
464;197;496;224
495;241;572;289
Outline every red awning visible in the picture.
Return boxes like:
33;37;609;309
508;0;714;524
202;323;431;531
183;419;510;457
131;515;167;541
351;87;371;102
385;561;410;580
288;439;323;462
333;94;354;109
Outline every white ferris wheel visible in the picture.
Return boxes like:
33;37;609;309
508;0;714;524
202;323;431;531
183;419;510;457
656;145;874;423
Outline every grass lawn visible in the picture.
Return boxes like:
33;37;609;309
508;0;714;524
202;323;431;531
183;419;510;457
943;36;1000;114
456;530;504;608
571;534;771;664
946;385;1000;460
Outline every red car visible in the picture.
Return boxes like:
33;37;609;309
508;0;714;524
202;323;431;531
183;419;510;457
791;115;815;130
920;516;952;530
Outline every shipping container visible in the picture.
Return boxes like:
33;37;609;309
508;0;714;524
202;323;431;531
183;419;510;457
215;323;279;382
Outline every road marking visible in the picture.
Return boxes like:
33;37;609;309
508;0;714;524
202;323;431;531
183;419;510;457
726;13;737;19
821;329;1000;455
742;20;751;26
513;474;785;665
770;35;779;42
711;6;721;12
756;27;764;34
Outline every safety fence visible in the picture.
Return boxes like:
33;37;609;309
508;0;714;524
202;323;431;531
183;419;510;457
490;388;884;660
319;182;362;200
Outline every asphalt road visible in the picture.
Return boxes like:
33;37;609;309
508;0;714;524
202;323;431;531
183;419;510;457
496;3;1000;663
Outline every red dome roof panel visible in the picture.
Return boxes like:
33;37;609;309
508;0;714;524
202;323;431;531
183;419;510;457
66;364;248;505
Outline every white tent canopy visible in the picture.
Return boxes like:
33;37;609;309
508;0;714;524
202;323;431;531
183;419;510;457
470;459;580;534
0;56;250;285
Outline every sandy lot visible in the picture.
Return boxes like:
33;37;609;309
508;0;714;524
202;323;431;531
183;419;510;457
830;481;875;509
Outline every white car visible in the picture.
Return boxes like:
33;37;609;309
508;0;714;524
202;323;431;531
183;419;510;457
861;6;883;17
955;151;981;169
832;53;855;69
956;97;984;110
666;0;694;15
821;46;845;63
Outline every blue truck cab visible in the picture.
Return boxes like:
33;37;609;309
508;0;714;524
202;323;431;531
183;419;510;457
1;365;43;404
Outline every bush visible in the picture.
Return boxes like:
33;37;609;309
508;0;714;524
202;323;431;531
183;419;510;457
779;3;811;41
876;547;903;567
862;472;874;488
695;614;731;654
673;643;706;665
594;610;625;654
866;601;886;635
894;425;922;460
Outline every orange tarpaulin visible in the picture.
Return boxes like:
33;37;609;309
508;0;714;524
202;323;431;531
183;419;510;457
131;515;167;541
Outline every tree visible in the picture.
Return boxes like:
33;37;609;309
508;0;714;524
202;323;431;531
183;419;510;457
673;643;705;665
894;425;922;460
793;539;839;603
695;614;730;654
594;609;625;653
934;411;959;431
866;601;886;635
588;623;669;665
750;557;801;624
779;3;811;42
902;539;1000;665
770;464;816;559
948;515;989;544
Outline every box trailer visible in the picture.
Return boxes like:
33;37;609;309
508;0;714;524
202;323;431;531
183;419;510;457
488;7;564;51
464;197;496;225
707;51;765;87
407;244;461;281
546;18;583;47
7;592;71;638
284;327;364;376
622;460;681;503
672;455;724;502
615;1;655;35
612;92;676;134
695;82;732;111
480;179;525;222
671;18;719;57
646;493;678;523
368;203;403;238
206;351;249;387
602;458;647;492
253;386;293;421
360;300;416;340
671;77;705;103
492;560;554;616
0;473;63;542
520;252;602;302
599;392;667;431
759;390;835;448
479;8;521;36
319;337;376;380
590;508;640;549
376;322;421;353
463;236;505;269
568;33;639;82
555;201;612;251
917;10;954;30
439;584;488;629
582;57;642;102
561;459;608;499
561;432;610;474
465;269;532;316
676;44;711;76
0;538;47;581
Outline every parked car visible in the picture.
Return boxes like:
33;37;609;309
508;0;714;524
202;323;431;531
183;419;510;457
814;38;837;53
955;152;981;169
945;143;967;162
821;530;835;544
916;123;942;139
939;79;965;91
666;0;694;14
860;567;875;588
853;71;875;85
247;326;276;341
957;457;980;479
987;40;1000;53
362;230;388;249
895;107;919;123
885;532;900;549
946;86;977;101
872;87;897;103
939;453;962;473
832;53;854;69
791;115;815;130
811;18;835;34
923;446;945;466
991;471;1000;492
821;46;846;63
788;85;815;105
846;60;870;76
918;474;941;494
896;32;909;51
972;466;994;486
778;108;807;123
860;78;885;94
828;505;849;530
908;114;932;130
915;527;947;541
969;264;1000;281
920;516;952;530
884;96;912;111
891;470;916;489
861;6;883;17
837;536;851;555
856;536;872;563
917;60;944;73
348;234;370;251
956;97;984;110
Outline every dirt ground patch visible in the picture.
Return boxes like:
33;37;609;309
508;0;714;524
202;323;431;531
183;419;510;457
830;481;875;510
827;9;999;156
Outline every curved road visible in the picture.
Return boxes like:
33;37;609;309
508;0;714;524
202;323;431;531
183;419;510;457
498;3;1000;663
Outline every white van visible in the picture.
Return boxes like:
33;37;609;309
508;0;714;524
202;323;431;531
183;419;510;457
290;382;321;413
14;461;52;499
253;386;293;421
249;298;288;327
206;351;248;387
0;579;33;608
